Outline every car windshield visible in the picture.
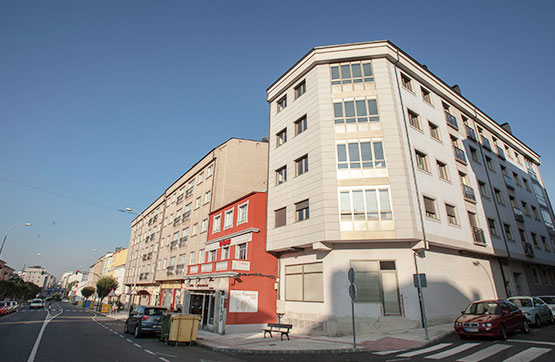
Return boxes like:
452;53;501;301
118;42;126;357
0;302;6;307
32;299;42;303
510;298;533;307
538;296;555;304
464;302;499;315
144;308;166;316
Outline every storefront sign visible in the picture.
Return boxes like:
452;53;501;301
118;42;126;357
231;260;250;271
229;290;258;313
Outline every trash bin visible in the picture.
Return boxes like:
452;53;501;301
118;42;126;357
101;304;111;313
159;313;172;343
167;314;201;345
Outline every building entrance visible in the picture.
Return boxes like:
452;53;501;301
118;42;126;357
189;291;215;329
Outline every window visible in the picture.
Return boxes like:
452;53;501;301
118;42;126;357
541;236;550;252
531;232;539;247
532;267;540;284
224;209;234;229
400;73;412;91
542;270;551;285
336;141;385;169
421;87;432;104
198;172;204;184
533;184;547;207
207;164;214;177
201;219;208;233
295;200;309;222
236;243;247;260
331;61;373;85
504;224;514;241
350;260;401;315
189;252;195;265
470;147;479;162
204;191;211;204
478;181;489;198
531;206;539;220
521;201;529;216
195;197;201;209
285;262;323;302
513;173;521;187
294;115;307;135
295;154;308;176
523;178;530;191
199;249;205;263
294;80;306;99
408;109;421;129
339;188;392;222
334;99;380;128
221;247;230;260
437;160;449;181
429;122;441;141
208;250;217;263
415;150;430;172
276;166;287;185
446;204;458;225
277;96;287;112
275;207;286;227
276;128;287;147
494;189;504;205
237;202;248;224
518;229;527;242
488;218;499;237
192;223;198;236
541;209;554;229
485;157;495;171
423;196;438;219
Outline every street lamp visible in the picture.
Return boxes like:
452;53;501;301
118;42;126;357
0;223;32;259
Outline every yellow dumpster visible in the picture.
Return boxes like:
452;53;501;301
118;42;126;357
168;314;201;345
77;301;82;307
101;304;111;313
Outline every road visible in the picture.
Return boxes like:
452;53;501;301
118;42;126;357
1;302;554;362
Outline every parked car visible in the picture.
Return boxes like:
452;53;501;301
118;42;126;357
508;296;553;326
7;301;18;313
454;299;529;340
124;306;167;338
29;298;44;309
536;295;555;317
0;301;8;315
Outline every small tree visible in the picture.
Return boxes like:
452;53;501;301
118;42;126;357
81;286;95;300
96;277;118;304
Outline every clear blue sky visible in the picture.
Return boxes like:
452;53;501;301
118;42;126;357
1;1;554;279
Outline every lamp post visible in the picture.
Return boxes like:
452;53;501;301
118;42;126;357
0;223;32;259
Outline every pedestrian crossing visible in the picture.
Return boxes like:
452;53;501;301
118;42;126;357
21;309;90;313
380;341;553;361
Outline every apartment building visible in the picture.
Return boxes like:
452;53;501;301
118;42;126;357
124;138;268;312
266;40;555;336
0;260;15;281
111;248;129;303
21;266;56;290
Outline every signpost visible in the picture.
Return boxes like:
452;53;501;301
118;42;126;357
413;273;429;340
347;268;357;348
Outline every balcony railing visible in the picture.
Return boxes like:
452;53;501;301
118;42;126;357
496;146;506;160
504;175;516;190
513;207;525;223
462;184;476;202
472;227;486;246
528;167;538;181
453;146;467;164
465;125;477;141
481;135;491;151
445;111;458;129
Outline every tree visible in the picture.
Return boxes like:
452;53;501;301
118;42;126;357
81;286;95;300
96;276;118;303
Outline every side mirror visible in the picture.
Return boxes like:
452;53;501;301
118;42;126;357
460;310;465;314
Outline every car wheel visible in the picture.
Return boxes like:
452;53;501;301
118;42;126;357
123;323;129;334
521;319;530;334
535;315;542;327
548;313;554;325
498;324;507;341
134;325;141;338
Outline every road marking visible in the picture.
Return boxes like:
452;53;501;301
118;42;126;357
112;331;117;334
126;338;133;343
144;349;155;355
457;344;512;362
503;347;551;362
374;350;403;355
133;343;142;348
398;343;452;358
426;343;480;359
507;338;555;346
119;335;124;338
27;303;63;362
159;358;170;362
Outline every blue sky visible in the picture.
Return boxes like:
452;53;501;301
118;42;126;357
1;1;554;279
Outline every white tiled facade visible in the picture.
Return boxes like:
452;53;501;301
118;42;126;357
267;41;555;336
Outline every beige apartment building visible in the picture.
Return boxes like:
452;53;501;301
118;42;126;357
266;40;555;336
124;138;268;309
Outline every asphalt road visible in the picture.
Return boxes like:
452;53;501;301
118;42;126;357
2;302;554;362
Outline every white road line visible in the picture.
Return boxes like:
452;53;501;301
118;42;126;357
126;338;133;343
159;358;170;362
374;350;403;355
457;344;512;362
507;338;555;346
426;343;480;359
112;331;117;335
503;347;551;362
133;343;142;348
119;335;124;338
144;349;155;355
26;304;63;362
398;343;453;358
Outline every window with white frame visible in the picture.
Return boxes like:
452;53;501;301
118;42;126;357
195;197;201;209
285;262;323;302
336;141;385;170
295;115;307;135
421;87;432;104
295;154;308;176
192;223;198;236
201;219;208;233
276;128;287;147
221;246;230;260
339;188;392;222
445;204;458;225
237;202;248;224
189;252;195;265
204;191;211;204
207;164;214;177
199;249;205;263
407;109;421;129
437;160;449;181
429;122;441;141
330;61;373;85
208;250;216;262
236;243;247;260
276;166;287;185
197;172;204;184
333;99;380;125
401;73;412;91
224;208;234;229
212;214;221;234
415;150;430;172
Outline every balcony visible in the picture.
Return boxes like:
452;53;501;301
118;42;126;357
176;264;185;275
496;146;506;160
472;227;486;246
513;207;525;223
179;237;187;247
504;175;516;190
465;125;477;141
481;135;491;151
445;111;458;129
523;242;534;257
170;241;178;250
462;184;476;203
453;146;467;164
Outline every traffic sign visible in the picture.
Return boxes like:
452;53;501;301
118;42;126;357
348;268;356;284
349;284;357;300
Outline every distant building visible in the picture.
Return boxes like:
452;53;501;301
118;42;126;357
111;248;129;303
0;260;15;281
21;266;56;290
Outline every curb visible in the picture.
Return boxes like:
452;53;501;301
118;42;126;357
195;342;371;355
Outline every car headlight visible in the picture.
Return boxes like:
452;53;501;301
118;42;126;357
486;323;492;327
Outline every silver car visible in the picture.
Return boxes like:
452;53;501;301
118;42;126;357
508;296;553;326
537;296;555;317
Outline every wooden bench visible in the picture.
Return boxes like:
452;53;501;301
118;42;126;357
263;323;293;340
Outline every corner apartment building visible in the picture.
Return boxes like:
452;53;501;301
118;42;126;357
266;40;555;336
21;266;56;290
124;138;268;311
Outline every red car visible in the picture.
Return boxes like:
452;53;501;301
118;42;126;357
454;299;529;340
0;301;8;316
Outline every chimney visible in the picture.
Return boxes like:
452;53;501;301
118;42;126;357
451;84;462;96
500;122;512;134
